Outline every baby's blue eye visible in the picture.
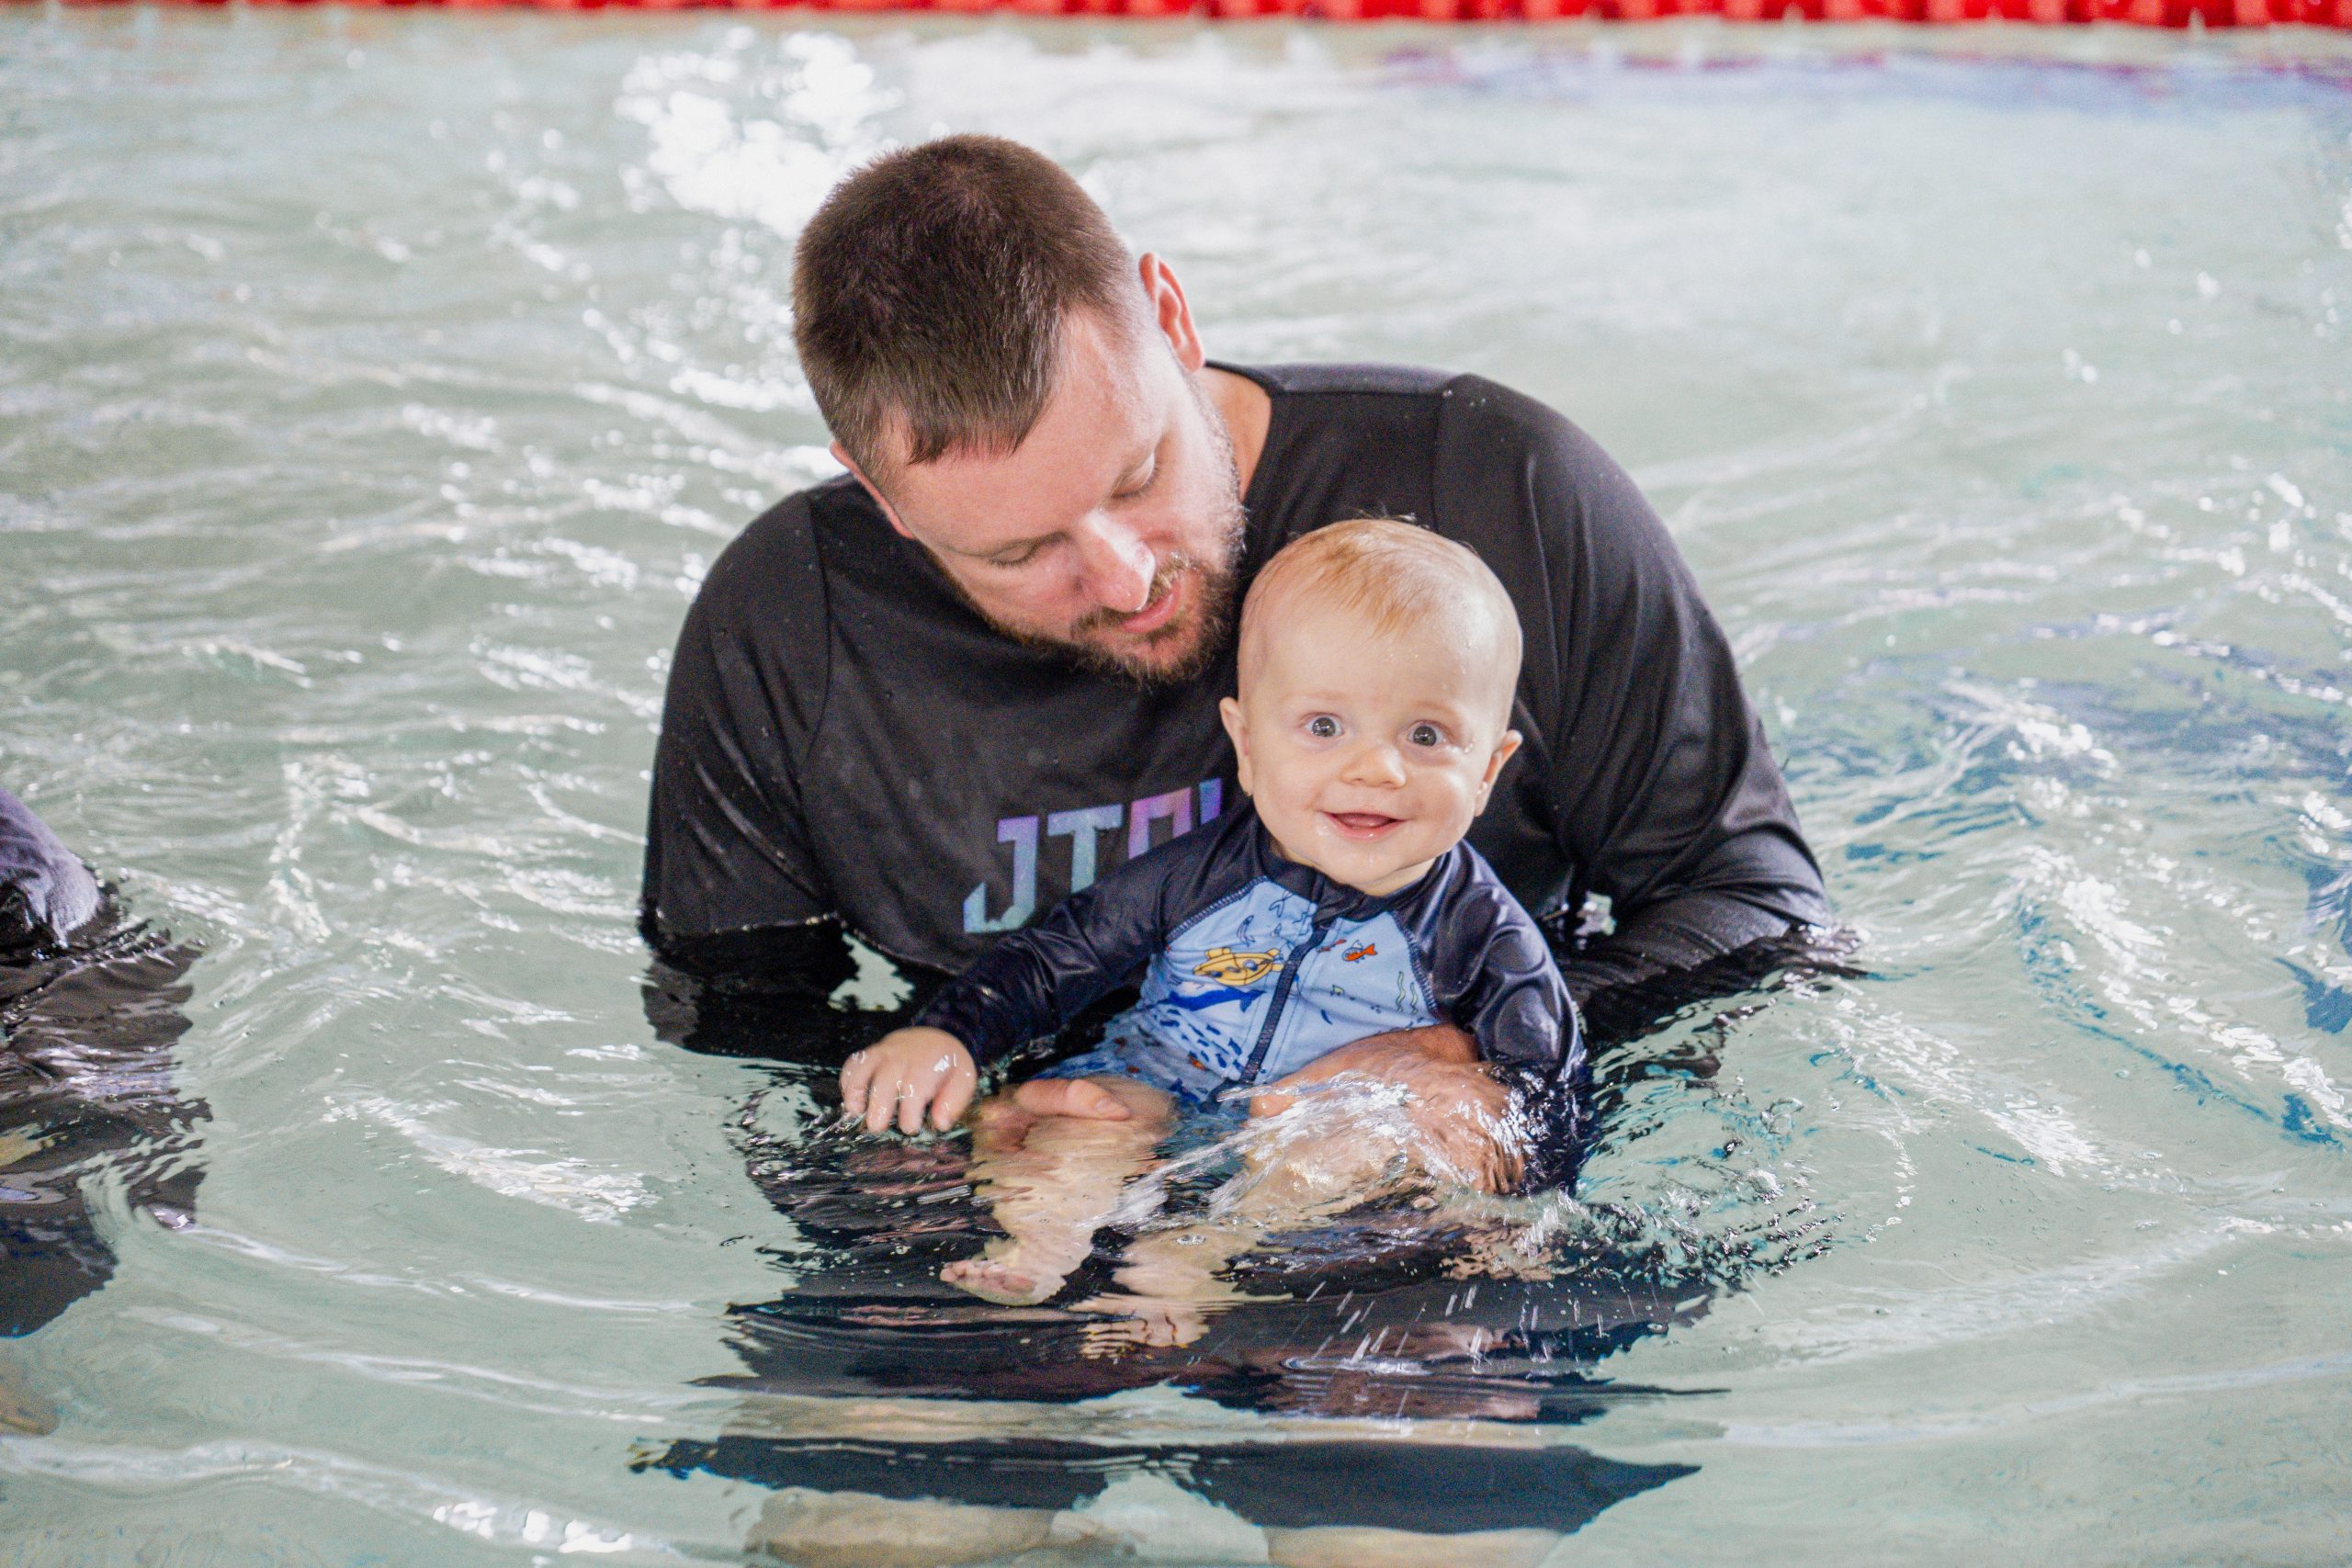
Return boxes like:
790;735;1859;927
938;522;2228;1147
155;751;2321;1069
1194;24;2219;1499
1408;722;1445;749
1306;715;1340;739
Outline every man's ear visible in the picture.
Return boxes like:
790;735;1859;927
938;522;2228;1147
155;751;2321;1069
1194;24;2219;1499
1138;253;1205;376
833;442;914;540
1218;695;1255;797
1474;729;1522;811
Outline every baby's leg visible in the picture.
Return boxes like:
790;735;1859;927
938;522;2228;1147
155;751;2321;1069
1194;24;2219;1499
1079;1109;1403;1351
940;1076;1173;1306
1077;1216;1262;1352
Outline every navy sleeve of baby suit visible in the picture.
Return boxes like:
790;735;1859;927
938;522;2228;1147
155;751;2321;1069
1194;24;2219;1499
1435;850;1583;1081
909;815;1229;1066
909;882;1156;1066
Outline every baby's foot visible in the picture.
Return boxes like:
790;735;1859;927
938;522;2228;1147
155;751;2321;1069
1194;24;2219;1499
941;1249;1066;1306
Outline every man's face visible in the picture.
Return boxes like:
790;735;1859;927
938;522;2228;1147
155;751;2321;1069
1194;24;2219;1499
842;306;1247;683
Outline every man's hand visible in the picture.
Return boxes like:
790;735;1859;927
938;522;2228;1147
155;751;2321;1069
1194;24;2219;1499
1248;1024;1525;1193
841;1027;978;1134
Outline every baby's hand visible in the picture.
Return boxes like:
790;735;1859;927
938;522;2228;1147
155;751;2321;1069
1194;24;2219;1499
841;1027;978;1134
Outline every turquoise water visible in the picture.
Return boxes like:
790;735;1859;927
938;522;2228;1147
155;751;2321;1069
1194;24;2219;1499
4;8;2352;1562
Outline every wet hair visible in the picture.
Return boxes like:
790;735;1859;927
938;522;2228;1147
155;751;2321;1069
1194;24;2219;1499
791;134;1143;477
1238;518;1523;724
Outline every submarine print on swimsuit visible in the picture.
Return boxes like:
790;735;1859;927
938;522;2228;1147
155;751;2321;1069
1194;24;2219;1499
1192;947;1283;987
1129;877;1446;1090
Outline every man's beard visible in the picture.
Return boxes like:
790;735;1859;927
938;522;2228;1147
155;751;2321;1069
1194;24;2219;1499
976;378;1249;687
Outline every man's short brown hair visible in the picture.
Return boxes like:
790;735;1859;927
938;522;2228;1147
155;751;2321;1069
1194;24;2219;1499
792;135;1140;477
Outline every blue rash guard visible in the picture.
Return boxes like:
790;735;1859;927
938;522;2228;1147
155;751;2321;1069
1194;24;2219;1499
912;803;1583;1117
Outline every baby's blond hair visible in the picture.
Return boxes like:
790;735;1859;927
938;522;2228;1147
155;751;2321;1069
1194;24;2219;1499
1238;518;1521;723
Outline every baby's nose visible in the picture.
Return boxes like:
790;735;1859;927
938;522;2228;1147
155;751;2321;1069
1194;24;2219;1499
1342;739;1408;786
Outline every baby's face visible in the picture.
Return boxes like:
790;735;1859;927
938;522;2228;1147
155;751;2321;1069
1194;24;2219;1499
1219;598;1521;897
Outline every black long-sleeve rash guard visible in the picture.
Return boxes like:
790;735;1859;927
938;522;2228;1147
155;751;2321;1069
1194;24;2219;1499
642;363;1829;1010
911;803;1579;1107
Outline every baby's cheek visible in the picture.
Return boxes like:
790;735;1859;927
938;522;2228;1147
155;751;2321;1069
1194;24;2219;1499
1430;776;1482;827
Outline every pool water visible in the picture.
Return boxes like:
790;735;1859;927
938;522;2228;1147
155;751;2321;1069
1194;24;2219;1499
4;8;2351;1562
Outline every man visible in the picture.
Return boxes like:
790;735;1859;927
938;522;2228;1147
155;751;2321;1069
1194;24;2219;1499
641;135;1827;1179
4;784;205;1342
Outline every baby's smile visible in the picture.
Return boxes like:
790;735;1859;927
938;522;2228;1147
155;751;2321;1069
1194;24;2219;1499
1322;809;1407;839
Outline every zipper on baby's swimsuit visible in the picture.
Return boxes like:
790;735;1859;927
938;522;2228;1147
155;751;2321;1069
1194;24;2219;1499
1239;919;1331;1085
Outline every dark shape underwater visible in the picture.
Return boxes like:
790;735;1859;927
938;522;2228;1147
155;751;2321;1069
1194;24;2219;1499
656;1432;1696;1538
632;950;1811;1540
647;1194;1710;1535
642;1043;1713;1533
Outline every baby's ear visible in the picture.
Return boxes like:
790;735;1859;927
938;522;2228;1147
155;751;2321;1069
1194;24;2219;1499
1218;696;1254;796
1477;729;1523;800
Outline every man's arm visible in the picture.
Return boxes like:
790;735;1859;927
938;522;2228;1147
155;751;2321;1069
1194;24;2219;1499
1433;379;1831;1033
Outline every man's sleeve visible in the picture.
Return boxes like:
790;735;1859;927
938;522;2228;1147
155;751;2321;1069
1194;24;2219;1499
1434;379;1831;1009
640;500;844;987
909;826;1189;1066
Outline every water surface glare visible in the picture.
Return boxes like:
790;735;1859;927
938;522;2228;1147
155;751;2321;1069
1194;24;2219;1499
4;8;2352;1563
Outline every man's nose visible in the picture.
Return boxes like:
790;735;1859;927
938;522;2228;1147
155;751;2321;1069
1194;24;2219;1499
1071;517;1157;615
1340;738;1408;788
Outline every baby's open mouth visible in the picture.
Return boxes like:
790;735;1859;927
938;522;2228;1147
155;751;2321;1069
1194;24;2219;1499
1323;811;1404;840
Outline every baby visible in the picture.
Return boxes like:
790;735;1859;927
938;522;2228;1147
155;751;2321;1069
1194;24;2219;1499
841;517;1580;1309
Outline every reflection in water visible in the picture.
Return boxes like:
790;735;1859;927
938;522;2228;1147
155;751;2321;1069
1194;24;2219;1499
642;953;1836;1547
658;1431;1695;1557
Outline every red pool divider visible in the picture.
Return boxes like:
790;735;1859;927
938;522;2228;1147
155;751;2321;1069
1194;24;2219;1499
50;0;2352;26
